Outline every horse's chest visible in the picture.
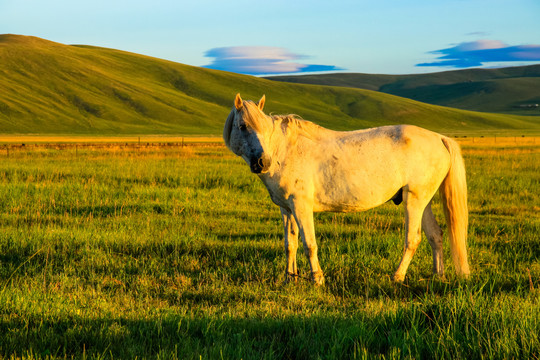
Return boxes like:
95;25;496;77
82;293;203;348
266;183;292;209
258;175;287;208
259;173;306;210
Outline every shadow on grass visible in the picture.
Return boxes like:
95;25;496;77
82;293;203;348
0;315;376;359
1;299;538;360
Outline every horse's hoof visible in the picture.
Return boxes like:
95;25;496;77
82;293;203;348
312;271;325;286
432;272;447;282
285;272;299;284
392;273;405;283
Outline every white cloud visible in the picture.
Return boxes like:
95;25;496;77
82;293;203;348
203;46;342;75
417;40;540;68
206;46;303;61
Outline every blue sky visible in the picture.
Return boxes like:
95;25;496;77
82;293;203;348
1;0;539;75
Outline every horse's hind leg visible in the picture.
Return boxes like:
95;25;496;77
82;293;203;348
422;202;444;276
281;208;299;283
393;190;428;282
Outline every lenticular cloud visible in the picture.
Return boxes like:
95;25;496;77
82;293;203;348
417;40;540;68
203;46;342;75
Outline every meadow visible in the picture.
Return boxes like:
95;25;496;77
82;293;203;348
0;141;538;359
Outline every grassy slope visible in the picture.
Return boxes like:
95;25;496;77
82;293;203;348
268;65;540;116
1;34;539;135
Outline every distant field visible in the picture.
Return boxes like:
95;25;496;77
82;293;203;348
456;136;540;146
0;142;538;359
0;135;222;144
0;135;537;146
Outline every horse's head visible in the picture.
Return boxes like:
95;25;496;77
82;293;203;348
223;93;274;174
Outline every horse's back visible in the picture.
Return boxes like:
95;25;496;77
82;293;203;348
353;125;452;186
340;124;440;146
340;125;450;166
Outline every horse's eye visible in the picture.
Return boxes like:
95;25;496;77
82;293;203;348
239;124;247;131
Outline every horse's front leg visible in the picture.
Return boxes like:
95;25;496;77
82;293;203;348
281;207;299;283
291;202;324;285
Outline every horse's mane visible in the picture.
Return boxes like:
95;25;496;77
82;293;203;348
271;114;328;142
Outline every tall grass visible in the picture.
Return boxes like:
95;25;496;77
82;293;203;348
0;143;538;359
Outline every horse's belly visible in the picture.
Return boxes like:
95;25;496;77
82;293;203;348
313;180;397;213
312;153;403;212
313;201;376;213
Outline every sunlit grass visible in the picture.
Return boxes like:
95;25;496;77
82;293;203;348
0;143;538;359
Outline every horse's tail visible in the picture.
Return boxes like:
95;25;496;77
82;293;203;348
440;137;470;277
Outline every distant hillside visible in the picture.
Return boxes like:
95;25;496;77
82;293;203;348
0;35;538;135
267;66;540;116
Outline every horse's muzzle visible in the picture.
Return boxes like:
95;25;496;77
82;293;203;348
249;154;271;174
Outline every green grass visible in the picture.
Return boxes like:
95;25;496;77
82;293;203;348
1;34;540;136
0;143;539;359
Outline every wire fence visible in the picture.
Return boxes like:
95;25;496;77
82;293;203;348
0;138;225;158
0;135;538;158
453;135;539;146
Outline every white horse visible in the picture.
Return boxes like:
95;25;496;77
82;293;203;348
224;93;470;284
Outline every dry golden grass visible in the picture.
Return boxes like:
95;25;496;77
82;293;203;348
464;146;540;156
455;136;540;146
0;135;223;144
0;135;537;146
458;137;540;157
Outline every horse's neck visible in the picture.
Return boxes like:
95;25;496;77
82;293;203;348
300;121;335;141
268;117;334;163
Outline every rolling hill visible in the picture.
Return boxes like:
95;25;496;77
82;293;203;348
1;34;539;135
267;65;540;116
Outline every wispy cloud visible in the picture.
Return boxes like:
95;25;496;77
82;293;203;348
417;40;540;68
203;46;343;75
465;31;490;37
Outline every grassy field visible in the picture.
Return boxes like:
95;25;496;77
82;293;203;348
0;141;539;359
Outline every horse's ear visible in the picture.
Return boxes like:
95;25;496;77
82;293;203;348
234;93;243;110
257;95;266;111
